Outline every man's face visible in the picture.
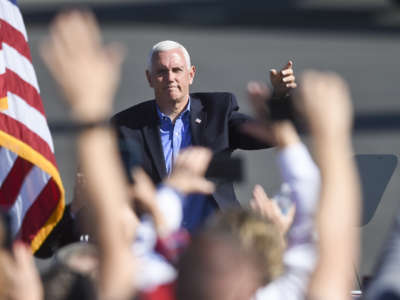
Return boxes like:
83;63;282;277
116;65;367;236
146;48;195;105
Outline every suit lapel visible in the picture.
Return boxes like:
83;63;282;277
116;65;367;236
190;96;206;146
142;102;167;180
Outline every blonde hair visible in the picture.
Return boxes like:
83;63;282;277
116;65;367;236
207;209;284;283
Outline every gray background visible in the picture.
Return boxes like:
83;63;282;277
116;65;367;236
20;0;400;283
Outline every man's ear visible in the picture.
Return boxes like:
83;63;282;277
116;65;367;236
189;65;196;85
146;70;153;87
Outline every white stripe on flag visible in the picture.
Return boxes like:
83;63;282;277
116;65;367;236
9;165;50;236
0;0;28;41
2;43;39;92
0;147;18;187
3;91;55;152
0;49;5;74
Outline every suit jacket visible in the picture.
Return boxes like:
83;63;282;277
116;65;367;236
35;92;270;258
111;92;271;210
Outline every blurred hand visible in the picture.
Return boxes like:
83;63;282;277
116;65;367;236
164;147;215;195
250;184;295;237
241;81;274;144
130;168;157;213
129;168;169;236
40;10;125;121
270;60;297;98
243;81;299;148
247;81;271;122
0;243;43;300
294;71;353;138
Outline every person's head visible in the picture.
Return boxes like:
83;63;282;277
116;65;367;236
146;40;195;107
55;243;99;276
176;209;284;300
42;264;96;300
207;209;284;283
177;231;263;300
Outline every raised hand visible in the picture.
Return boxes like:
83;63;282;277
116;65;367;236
250;184;295;237
0;243;43;300
165;147;215;195
40;10;125;121
294;71;353;139
270;60;297;98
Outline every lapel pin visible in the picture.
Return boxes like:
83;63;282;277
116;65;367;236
195;118;202;124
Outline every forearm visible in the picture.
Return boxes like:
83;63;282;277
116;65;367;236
309;136;360;299
77;124;135;299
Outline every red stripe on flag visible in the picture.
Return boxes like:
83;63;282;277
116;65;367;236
0;69;45;115
0;19;32;61
0;157;33;208
18;178;60;244
0;114;56;167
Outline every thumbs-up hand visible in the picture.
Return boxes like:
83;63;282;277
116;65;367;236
270;60;297;98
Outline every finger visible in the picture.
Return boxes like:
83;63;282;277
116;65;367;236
286;204;296;225
247;81;269;99
247;81;262;95
283;60;293;70
251;196;264;216
270;200;283;217
286;83;297;89
281;68;293;76
39;41;60;78
189;149;205;174
250;199;258;211
259;197;273;219
197;148;213;174
253;184;270;202
50;11;80;57
269;69;279;79
250;196;264;215
40;27;70;73
282;75;295;83
252;188;272;217
131;167;151;186
13;242;34;272
177;147;206;174
82;10;103;48
174;148;190;169
64;11;99;54
252;184;261;200
0;250;16;281
105;43;126;68
246;82;271;122
191;178;215;194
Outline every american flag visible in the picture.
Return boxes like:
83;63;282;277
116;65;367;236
0;0;65;252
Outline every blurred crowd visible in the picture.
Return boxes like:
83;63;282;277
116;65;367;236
0;9;399;300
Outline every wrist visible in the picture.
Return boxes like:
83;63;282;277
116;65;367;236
70;98;112;123
272;90;290;99
272;122;300;148
164;177;187;195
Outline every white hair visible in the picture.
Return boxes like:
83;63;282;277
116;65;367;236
147;40;192;71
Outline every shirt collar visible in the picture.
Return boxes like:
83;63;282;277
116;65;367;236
156;97;191;123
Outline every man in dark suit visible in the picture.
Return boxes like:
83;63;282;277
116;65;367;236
112;40;297;232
